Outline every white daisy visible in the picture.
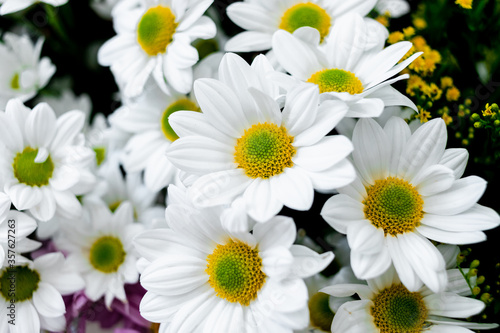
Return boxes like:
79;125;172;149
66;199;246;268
166;53;355;222
225;0;378;52
321;117;500;293
134;201;334;332
272;13;420;118
0;33;55;108
321;264;499;332
54;200;143;307
0;99;96;222
0;0;67;15
110;82;201;192
98;0;216;97
0;252;84;332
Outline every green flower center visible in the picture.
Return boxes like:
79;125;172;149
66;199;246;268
0;266;40;302
309;292;335;332
371;284;428;333
364;177;424;236
11;73;20;90
161;98;199;142
137;5;178;56
93;147;106;166
234;123;296;179
206;241;266;306
307;69;364;94
279;2;331;42
89;236;126;273
13;147;54;187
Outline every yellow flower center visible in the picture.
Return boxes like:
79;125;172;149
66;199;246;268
93;146;106;166
0;266;40;302
371;284;428;333
89;236;126;273
308;292;335;332
13;147;54;187
161;98;200;142
10;73;20;90
234;123;296;179
137;5;178;56
307;69;364;94
364;177;424;236
279;2;331;43
206;241;266;306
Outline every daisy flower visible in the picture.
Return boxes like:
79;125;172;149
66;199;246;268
321;264;499;332
225;0;378;52
166;53;355;223
321;117;500;293
54;200;143;308
0;33;55;108
0;0;67;15
134;200;334;332
98;0;216;97
0;99;96;222
0;252;84;332
110;82;201;192
272;13;420;118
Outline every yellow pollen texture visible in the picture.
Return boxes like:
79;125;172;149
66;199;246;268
371;284;428;333
206;241;266;306
307;69;364;94
137;5;177;56
234;123;296;179
279;2;331;42
363;177;423;236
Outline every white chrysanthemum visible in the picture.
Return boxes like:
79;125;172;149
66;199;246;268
272;13;420;118
110;82;200;192
54;200;143;307
98;0;216;97
0;33;55;108
166;53;355;222
0;0;67;15
225;0;377;52
0;252;84;332
134;195;334;332
321;117;500;293
375;0;410;18
0;99;96;222
322;260;499;333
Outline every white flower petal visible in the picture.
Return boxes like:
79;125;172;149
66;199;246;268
383;116;411;176
29;186;56;222
50;110;85;150
289;245;334;278
224;31;272;52
33;282;65;318
243;178;283;223
294;135;353;172
25;102;57;148
416;225;486;245
386;235;422;291
11;302;40;333
282;83;319;136
261;246;294;279
270;167;314;211
169;111;233;143
424;292;485;318
440;148;469;179
412;164;455;196
351;244;392;280
421;204;500;232
331;300;376;333
320;284;374;300
321;193;366;234
253;216;296;252
6;183;42;210
347;220;385;254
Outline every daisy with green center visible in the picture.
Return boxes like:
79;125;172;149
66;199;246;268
224;0;377;52
0;99;96;222
133;188;334;332
0;33;55;109
98;0;216;98
321;117;500;293
110;82;201;192
54;200;143;308
0;252;84;332
166;53;355;223
272;13;421;118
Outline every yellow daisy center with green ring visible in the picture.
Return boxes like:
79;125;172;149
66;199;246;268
363;177;424;236
371;284;428;333
13;147;54;187
307;69;364;94
89;236;126;273
234;123;296;179
137;5;178;56
11;73;20;90
206;240;266;306
161;98;200;142
279;2;331;43
309;292;335;332
0;266;40;302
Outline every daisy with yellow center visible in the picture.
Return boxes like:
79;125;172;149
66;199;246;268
225;0;377;52
134;185;334;332
321;117;500;293
166;53;356;223
272;13;421;118
98;0;216;98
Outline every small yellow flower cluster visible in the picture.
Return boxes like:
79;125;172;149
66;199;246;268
455;0;473;10
440;77;461;102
